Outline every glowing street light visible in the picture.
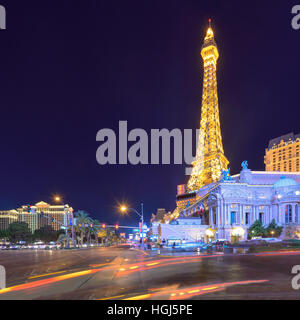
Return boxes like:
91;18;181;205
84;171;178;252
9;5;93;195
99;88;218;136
54;195;75;246
119;203;145;250
120;206;127;213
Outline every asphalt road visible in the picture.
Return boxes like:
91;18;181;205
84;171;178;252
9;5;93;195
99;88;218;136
0;246;300;300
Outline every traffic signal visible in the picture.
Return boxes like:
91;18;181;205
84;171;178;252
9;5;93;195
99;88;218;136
115;224;119;229
102;224;106;228
90;224;93;228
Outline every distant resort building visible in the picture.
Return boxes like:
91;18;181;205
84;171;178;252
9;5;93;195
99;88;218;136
265;132;300;172
151;22;300;244
0;201;73;233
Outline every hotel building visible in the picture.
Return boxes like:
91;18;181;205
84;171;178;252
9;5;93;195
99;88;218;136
265;133;300;172
0;201;73;233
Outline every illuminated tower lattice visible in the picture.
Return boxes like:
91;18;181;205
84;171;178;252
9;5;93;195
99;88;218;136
187;20;229;191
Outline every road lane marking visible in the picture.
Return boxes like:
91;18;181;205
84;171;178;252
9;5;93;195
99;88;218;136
130;248;149;256
129;266;139;269
146;262;159;266
28;270;66;279
89;263;110;268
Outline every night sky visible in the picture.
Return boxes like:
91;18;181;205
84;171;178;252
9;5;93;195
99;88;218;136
0;0;299;226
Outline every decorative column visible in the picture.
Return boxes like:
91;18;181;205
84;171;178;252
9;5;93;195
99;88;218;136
239;204;242;225
266;206;269;224
228;204;230;225
251;206;255;224
219;200;223;226
209;207;213;226
292;204;296;223
278;204;283;225
225;204;229;225
242;205;245;225
217;202;221;226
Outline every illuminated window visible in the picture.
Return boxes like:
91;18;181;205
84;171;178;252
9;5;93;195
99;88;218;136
245;212;250;225
230;212;236;224
285;205;292;223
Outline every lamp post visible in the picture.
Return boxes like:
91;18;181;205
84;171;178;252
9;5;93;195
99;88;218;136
120;203;145;250
54;196;75;247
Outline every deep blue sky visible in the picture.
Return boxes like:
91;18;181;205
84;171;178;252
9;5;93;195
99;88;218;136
0;0;299;226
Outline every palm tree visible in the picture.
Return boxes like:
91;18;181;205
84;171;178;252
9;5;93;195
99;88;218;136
74;210;92;246
90;219;100;245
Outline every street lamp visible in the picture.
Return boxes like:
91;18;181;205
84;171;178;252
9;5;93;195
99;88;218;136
119;203;144;250
120;206;127;213
54;196;75;246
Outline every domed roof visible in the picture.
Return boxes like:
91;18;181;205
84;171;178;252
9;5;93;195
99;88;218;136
274;176;298;188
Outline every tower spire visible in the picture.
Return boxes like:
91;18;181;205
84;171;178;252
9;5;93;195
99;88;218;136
187;21;229;190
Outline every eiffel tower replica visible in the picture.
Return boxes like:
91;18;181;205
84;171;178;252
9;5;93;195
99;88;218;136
173;20;229;218
187;19;229;191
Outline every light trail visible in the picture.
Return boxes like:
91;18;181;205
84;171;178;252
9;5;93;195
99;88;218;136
28;270;66;279
255;251;300;256
146;262;159;266
117;255;220;276
168;280;268;300
123;279;269;300
0;251;269;297
0;268;101;295
99;294;125;300
124;294;153;300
